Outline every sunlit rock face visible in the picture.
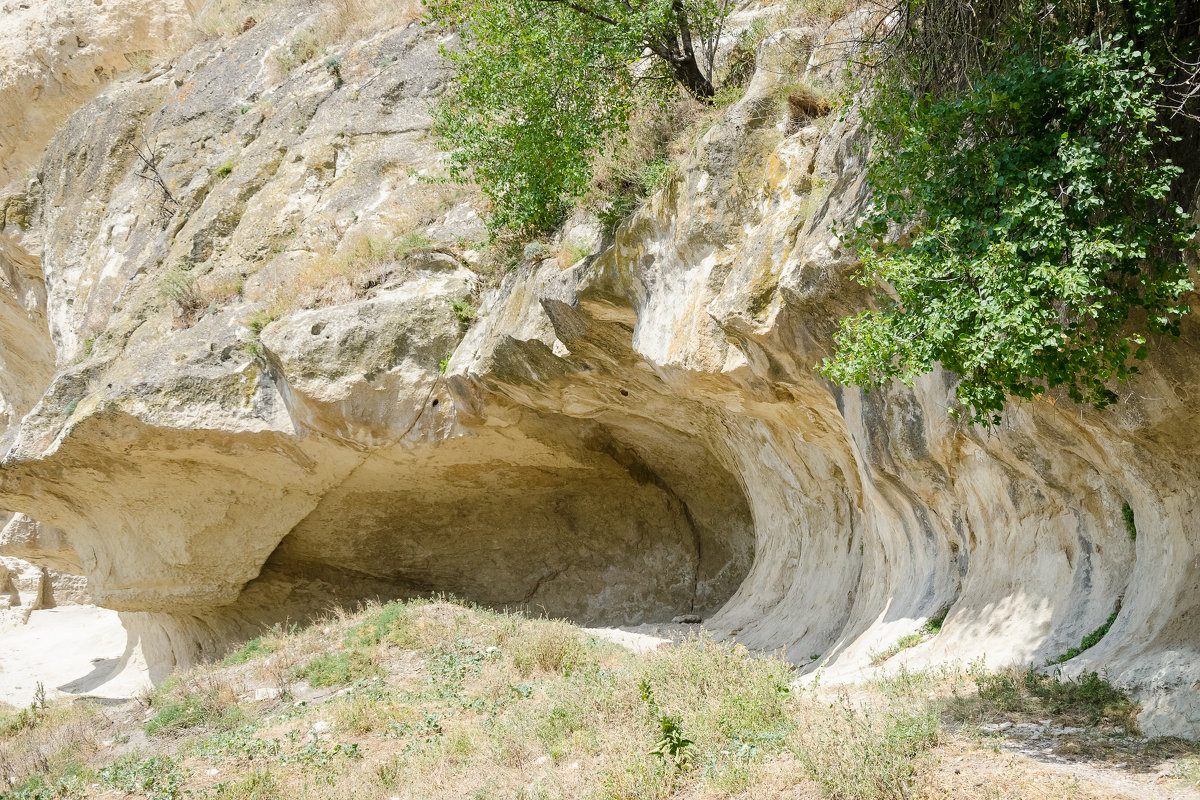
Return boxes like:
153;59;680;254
2;3;1199;738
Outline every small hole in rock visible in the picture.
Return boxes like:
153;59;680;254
431;399;439;407
619;388;629;397
311;323;325;335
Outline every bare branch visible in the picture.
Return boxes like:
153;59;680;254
132;134;179;222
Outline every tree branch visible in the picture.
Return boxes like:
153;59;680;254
527;0;621;27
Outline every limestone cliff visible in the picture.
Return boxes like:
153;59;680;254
2;0;1199;739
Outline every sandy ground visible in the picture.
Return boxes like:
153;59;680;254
0;605;149;708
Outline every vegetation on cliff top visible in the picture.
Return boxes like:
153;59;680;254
822;0;1200;425
430;0;1199;425
425;0;741;233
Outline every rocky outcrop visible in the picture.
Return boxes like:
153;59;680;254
0;546;89;629
0;0;193;192
0;0;184;610
2;2;1200;738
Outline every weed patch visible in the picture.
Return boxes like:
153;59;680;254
98;754;188;800
956;669;1140;732
792;691;940;800
221;636;273;666
145;680;246;736
292;650;383;687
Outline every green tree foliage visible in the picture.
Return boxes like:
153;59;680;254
426;0;734;233
822;0;1199;425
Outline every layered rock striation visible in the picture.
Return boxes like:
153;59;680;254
1;1;1198;737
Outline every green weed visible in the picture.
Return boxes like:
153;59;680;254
97;754;188;800
221;636;272;666
1123;503;1138;541
1046;611;1119;665
292;650;383;687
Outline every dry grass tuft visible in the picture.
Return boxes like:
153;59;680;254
0;701;101;789
194;0;283;40
143;672;248;736
792;687;940;800
258;227;442;316
786;84;833;133
507;619;588;677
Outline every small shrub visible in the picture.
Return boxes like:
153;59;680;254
144;676;245;737
346;601;417;648
648;714;694;770
145;692;245;736
962;669;1139;732
0;707;40;739
639;637;794;753
160;265;206;326
923;607;949;634
587;94;705;231
722;19;769;89
974;671;1032;714
556;241;592;269
1123;503;1138;542
792;692;939;800
1027;671;1139;730
278;29;321;73
324;54;343;87
450;299;476;328
245;309;278;336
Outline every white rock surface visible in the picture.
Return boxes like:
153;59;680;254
0;0;192;191
0;2;1199;742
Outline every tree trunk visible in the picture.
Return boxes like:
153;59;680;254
668;53;715;100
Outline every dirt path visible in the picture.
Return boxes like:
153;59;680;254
0;605;148;707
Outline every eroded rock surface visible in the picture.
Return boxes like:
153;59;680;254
2;2;1199;738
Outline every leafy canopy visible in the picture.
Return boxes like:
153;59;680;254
822;0;1198;425
425;0;734;233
